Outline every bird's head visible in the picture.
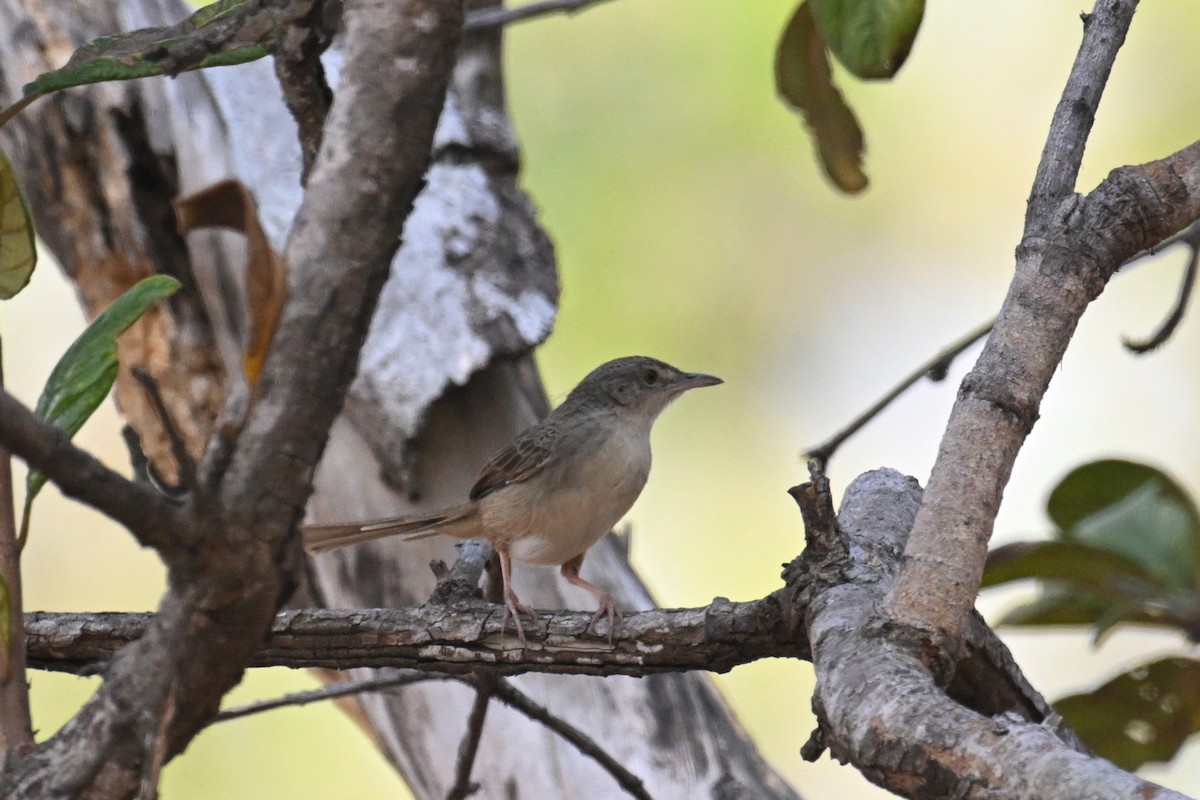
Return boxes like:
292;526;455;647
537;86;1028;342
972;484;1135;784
567;356;722;422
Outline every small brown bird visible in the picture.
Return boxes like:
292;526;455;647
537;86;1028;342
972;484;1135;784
303;356;721;642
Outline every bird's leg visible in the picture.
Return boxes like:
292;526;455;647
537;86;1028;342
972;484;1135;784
496;543;535;643
560;554;621;644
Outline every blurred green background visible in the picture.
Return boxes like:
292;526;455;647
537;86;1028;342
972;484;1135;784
4;0;1200;797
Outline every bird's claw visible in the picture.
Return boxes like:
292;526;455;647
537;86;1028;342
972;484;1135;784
588;596;622;644
499;590;537;644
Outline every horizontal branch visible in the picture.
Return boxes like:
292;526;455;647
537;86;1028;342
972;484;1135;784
25;596;801;677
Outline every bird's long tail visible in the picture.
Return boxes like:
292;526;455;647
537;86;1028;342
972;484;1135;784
301;503;477;553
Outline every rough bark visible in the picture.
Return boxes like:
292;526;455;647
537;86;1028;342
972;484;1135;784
0;1;799;798
0;0;463;795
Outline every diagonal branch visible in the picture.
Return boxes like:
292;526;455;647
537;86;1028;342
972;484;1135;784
0;389;180;556
215;673;446;723
1027;3;1138;217
464;0;616;30
446;676;494;800
487;678;652;800
882;0;1200;650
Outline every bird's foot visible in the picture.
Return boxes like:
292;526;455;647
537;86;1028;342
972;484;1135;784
588;593;623;644
499;590;537;644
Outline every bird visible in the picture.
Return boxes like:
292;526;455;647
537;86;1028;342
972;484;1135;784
303;355;722;643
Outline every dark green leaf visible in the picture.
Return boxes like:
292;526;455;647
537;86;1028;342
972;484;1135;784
1056;657;1200;770
1;0;276;129
983;540;1170;595
775;1;868;193
998;587;1111;628
23;275;181;513
1048;460;1200;591
810;0;925;79
0;150;35;299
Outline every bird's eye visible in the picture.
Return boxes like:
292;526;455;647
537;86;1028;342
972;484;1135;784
643;369;659;385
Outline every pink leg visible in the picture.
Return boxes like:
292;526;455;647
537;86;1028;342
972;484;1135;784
496;543;535;643
561;554;621;644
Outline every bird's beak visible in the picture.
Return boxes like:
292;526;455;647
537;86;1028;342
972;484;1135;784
678;372;723;390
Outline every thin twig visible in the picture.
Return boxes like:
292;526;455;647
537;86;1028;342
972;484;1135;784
487;679;652;800
273;0;333;181
806;319;994;469
1026;5;1135;218
131;367;198;495
465;0;617;30
447;676;496;800
214;673;444;723
1124;223;1200;353
0;336;32;750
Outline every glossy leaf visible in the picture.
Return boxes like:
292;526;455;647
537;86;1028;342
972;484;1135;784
810;0;925;79
0;150;35;299
775;1;868;193
1049;460;1200;591
1056;657;1200;770
20;275;181;539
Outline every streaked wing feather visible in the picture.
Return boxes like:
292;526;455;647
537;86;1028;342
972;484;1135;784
469;423;558;500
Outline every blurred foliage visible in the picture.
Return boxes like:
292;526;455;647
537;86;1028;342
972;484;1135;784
1056;658;1200;771
774;0;924;191
20;276;181;543
984;459;1200;769
0;150;35;299
985;460;1200;640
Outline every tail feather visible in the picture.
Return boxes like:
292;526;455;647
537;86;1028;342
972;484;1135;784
301;504;477;553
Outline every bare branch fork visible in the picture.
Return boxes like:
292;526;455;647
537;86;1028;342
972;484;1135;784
789;0;1200;794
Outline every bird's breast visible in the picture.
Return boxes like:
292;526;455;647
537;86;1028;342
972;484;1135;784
480;423;651;566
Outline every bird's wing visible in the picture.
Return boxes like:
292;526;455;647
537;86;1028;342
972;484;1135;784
469;423;559;500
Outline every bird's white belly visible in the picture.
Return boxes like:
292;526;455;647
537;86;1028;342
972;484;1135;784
479;424;650;566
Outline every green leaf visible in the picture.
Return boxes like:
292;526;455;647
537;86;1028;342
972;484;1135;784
998;587;1112;628
1056;657;1200;770
0;0;277;128
810;0;925;79
21;275;180;529
0;150;35;299
775;1;868;193
1048;460;1200;591
983;540;1170;595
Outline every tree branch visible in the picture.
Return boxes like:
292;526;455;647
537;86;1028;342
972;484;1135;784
1027;2;1137;217
0;389;180;557
446;676;493;800
882;0;1200;650
464;0;616;30
486;678;652;800
25;597;799;677
802;469;1185;799
0;0;465;794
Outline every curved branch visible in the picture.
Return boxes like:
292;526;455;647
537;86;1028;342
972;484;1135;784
0;390;179;555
